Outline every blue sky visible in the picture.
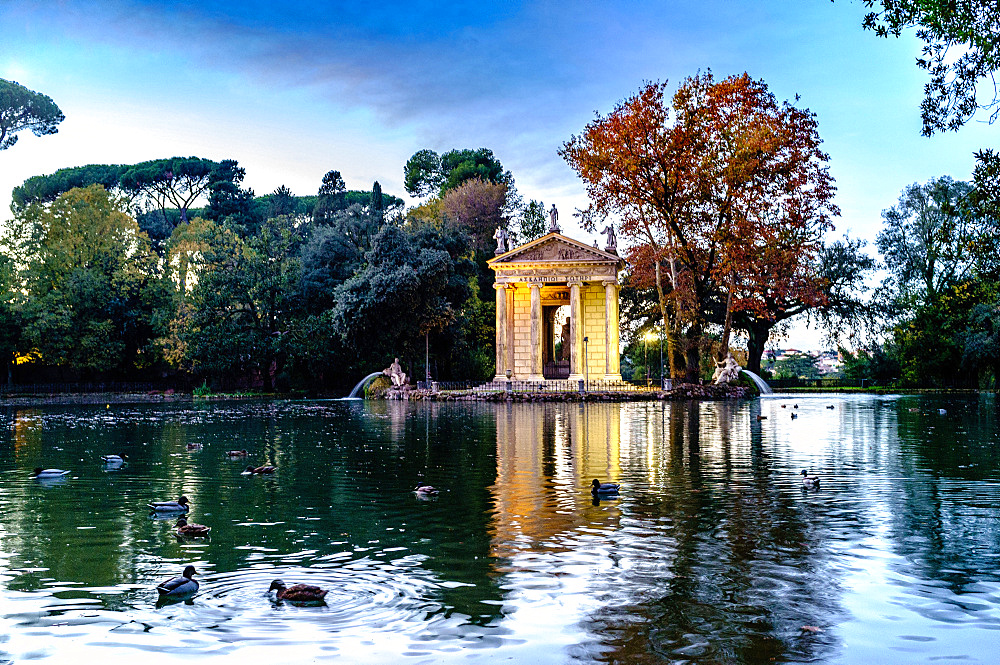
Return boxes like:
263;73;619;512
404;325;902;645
2;0;995;348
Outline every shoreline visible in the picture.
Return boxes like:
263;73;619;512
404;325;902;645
0;385;986;407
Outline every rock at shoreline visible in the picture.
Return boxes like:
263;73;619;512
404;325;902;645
376;382;751;403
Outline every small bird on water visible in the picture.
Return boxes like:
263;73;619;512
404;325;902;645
175;517;211;538
414;483;439;496
156;565;199;599
33;468;70;479
591;479;621;496
269;579;328;603
243;465;276;475
148;495;190;513
800;469;820;489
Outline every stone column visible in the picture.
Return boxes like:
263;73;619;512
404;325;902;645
528;284;544;381
567;280;584;380
494;283;508;382
604;280;622;380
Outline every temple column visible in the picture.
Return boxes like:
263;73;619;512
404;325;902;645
494;283;508;382
567;280;584;380
528;284;544;381
604;280;622;380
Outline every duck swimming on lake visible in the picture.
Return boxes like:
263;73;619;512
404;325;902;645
186;443;203;451
225;450;248;458
800;469;820;489
101;454;127;469
175;517;211;538
242;465;276;475
33;468;70;479
591;479;620;496
414;483;439;496
268;579;328;604
148;495;190;513
156;565;199;599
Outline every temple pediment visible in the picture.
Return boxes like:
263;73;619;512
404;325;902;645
488;233;622;267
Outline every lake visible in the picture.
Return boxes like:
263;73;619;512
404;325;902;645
1;394;999;663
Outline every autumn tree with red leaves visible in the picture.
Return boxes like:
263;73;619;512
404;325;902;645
561;72;839;382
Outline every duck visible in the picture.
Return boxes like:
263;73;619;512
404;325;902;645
242;465;276;475
268;579;328;604
591;479;621;496
101;454;127;464
186;443;203;451
156;565;199;599
148;495;190;513
225;449;248;458
175;517;211;538
938;408;947;415
756;415;768;421
826;405;835;409
791;412;798;419
414;483;439;496
800;469;820;489
33;468;70;479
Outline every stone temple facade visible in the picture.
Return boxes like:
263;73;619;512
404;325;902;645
487;232;625;383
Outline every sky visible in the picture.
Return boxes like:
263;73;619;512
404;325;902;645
1;0;996;350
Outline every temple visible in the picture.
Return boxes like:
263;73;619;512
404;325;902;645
487;231;625;383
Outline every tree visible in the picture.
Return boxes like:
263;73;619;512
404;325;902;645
300;225;364;313
0;79;64;150
440;178;510;253
203;160;259;234
118;157;222;224
889;279;993;387
8;185;159;374
403;149;444;197
267;185;297;219
561;73;838;382
876;176;991;313
370;181;384;213
734;237;875;374
12;164;127;212
439;148;512;193
771;352;821;380
166;216;305;386
859;0;1000;135
314;170;347;222
517;199;547;244
331;224;474;372
403;147;512;198
0;253;22;383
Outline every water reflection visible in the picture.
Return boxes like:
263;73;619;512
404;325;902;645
1;396;1000;663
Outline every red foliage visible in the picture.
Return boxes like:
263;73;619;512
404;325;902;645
561;72;839;373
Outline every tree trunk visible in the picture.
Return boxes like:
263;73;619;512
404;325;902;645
654;262;679;379
684;325;702;384
745;323;771;375
719;286;733;361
